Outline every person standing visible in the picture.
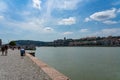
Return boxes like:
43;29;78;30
5;45;8;56
20;48;25;59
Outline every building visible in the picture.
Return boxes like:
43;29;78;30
0;39;2;46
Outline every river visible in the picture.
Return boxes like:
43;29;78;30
35;47;120;80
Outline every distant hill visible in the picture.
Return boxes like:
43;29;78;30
14;36;120;47
15;40;47;46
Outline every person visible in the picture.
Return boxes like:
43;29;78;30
4;45;8;56
20;48;25;59
18;46;21;50
1;46;5;56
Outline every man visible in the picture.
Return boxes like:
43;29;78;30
20;48;25;59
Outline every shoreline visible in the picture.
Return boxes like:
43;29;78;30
26;53;70;80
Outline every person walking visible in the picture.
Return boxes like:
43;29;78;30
1;46;5;56
20;48;25;59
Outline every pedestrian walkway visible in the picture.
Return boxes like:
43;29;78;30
0;49;41;80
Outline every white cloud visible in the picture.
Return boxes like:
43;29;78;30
43;27;54;33
32;0;42;10
10;21;42;31
84;8;120;24
41;0;85;21
58;17;76;25
117;8;120;13
0;1;7;12
0;15;4;20
103;20;118;25
90;8;116;21
93;28;120;36
21;11;31;16
84;17;91;22
43;0;54;19
2;17;44;33
0;0;8;14
2;16;56;34
80;29;88;33
54;0;81;10
101;28;120;36
63;31;73;35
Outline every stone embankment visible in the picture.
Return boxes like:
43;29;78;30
0;49;70;80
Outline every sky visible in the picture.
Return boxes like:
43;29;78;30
0;0;120;43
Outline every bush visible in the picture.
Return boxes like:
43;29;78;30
9;41;16;46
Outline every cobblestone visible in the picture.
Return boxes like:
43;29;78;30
0;49;42;80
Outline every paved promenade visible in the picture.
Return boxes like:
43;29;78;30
0;49;42;80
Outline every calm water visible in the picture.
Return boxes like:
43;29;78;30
36;47;120;80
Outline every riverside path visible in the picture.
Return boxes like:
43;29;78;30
0;49;42;80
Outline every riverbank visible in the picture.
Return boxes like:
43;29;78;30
0;49;70;80
26;53;70;80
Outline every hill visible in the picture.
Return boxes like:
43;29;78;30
15;40;47;46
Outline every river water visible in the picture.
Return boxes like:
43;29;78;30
35;47;120;80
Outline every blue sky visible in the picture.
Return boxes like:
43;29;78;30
0;0;120;43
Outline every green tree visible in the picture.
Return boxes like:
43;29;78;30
9;41;16;46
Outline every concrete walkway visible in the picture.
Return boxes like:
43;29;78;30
0;49;41;80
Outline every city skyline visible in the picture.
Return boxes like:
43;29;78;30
0;0;120;43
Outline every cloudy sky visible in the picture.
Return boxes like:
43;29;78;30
0;0;120;43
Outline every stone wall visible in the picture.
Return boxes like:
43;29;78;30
26;53;70;80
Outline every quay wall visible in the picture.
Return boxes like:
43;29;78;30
26;53;70;80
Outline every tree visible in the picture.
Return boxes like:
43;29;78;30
9;41;16;46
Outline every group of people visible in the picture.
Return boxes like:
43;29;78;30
1;45;25;59
1;45;8;56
